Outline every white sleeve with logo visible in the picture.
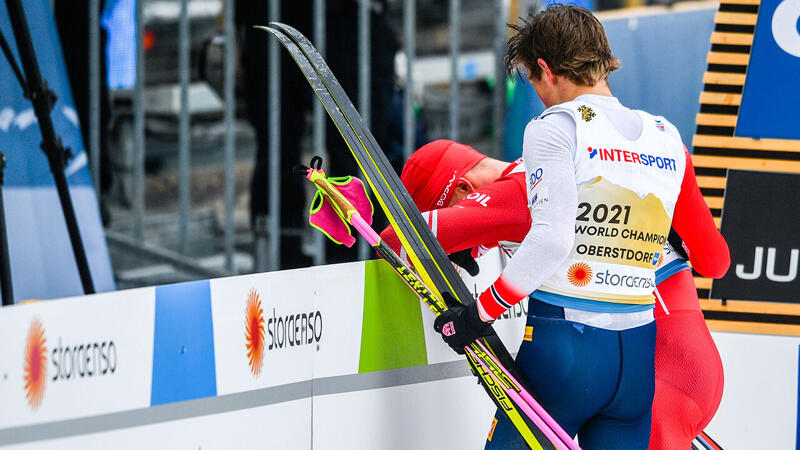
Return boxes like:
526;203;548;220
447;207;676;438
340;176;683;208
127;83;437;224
478;112;579;317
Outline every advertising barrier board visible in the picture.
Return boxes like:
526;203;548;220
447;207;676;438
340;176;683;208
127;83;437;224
711;170;800;302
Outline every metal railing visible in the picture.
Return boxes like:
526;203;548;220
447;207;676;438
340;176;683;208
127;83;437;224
91;0;510;283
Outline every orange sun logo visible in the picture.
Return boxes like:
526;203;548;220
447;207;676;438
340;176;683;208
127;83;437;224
24;318;47;410
567;262;593;287
244;289;266;377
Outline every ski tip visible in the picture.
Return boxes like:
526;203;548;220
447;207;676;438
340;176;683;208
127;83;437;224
268;22;301;36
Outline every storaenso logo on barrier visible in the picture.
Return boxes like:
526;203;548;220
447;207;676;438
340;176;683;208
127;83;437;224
712;170;800;302
266;308;323;350
51;338;117;382
244;289;266;377
22;318;118;410
243;288;323;377
24;319;47;410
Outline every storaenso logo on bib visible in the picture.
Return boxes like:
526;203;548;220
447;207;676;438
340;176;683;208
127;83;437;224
594;270;655;290
567;262;593;287
267;308;323;350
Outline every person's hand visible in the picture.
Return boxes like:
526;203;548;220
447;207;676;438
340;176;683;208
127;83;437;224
667;227;689;261
433;292;492;354
448;249;480;276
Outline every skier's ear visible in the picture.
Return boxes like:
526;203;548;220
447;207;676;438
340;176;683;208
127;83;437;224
536;58;555;85
456;178;475;195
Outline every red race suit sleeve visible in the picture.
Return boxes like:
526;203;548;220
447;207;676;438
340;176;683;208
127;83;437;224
671;147;731;278
379;176;530;256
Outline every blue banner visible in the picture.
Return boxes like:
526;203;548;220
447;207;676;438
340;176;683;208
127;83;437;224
151;281;217;405
736;0;800;140
0;0;115;300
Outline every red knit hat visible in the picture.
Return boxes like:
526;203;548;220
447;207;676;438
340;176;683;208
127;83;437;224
401;140;487;212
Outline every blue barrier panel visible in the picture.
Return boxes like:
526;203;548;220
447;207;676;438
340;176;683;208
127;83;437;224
151;280;217;405
0;0;115;300
736;0;800;140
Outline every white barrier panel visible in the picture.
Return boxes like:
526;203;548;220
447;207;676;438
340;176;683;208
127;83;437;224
10;400;312;450
0;250;797;449
707;331;800;449
0;288;155;429
314;377;496;449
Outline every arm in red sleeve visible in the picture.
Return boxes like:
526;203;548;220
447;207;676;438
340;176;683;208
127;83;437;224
379;177;531;256
671;147;731;279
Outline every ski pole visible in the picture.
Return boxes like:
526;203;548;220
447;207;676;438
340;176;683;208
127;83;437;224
297;158;577;449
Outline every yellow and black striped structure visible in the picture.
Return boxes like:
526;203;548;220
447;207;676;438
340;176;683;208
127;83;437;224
693;0;800;335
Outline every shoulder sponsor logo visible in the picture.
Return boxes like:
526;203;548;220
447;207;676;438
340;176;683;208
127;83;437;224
528;168;548;211
586;146;678;171
655;119;665;132
567;262;593;287
245;289;266;378
577;105;596;122
24;318;47;410
529;186;550;212
528;168;544;191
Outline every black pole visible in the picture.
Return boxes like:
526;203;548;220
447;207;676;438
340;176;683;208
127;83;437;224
0;152;13;306
3;0;95;294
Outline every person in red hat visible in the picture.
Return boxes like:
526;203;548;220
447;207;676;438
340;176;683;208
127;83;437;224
381;137;728;449
381;139;530;258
